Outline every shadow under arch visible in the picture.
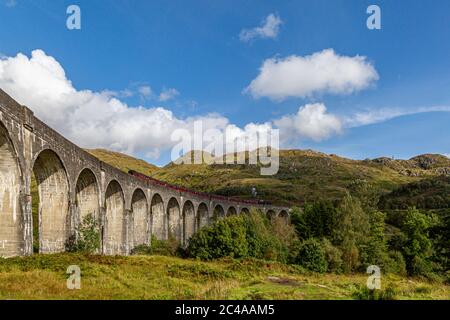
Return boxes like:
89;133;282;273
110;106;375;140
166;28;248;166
266;209;276;220
279;210;289;223
212;204;225;222
227;206;237;216
240;207;250;215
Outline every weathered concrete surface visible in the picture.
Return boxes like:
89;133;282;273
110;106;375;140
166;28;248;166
197;203;209;230
104;180;126;255
0;88;290;257
167;197;181;241
0;121;22;257
76;168;100;222
131;188;148;247
33;149;70;253
150;193;164;240
182;200;195;246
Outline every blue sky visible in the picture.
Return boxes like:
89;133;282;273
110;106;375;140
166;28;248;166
1;0;449;165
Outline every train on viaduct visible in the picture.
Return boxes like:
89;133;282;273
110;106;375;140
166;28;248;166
0;88;289;258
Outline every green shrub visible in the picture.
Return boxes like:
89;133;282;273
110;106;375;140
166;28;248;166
432;211;450;271
359;211;388;269
243;212;297;263
131;235;181;256
152;234;181;256
352;285;397;300
294;238;328;273
131;244;152;255
66;214;100;254
401;207;433;275
270;216;299;263
244;212;276;260
333;194;369;273
409;256;433;277
444;270;450;285
383;251;407;275
291;202;337;239
187;210;298;263
187;215;249;260
340;238;360;273
322;238;343;273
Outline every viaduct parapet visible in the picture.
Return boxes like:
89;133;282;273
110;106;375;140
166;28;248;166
0;89;289;257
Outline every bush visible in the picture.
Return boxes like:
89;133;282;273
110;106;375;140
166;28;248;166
383;251;407;276
359;211;388;268
409;256;433;277
271;216;299;263
340;238;360;273
294;238;328;273
333;194;369;273
322;238;343;273
187;215;249;260
432;211;450;271
244;213;297;263
66;214;100;254
445;270;450;285
187;210;298;263
244;212;277;260
291;202;337;239
131;244;152;255
131;235;181;256
401;207;433;275
352;285;397;300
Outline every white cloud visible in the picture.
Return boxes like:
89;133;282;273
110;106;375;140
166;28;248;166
119;88;134;98
273;103;450;144
3;50;446;161
274;103;342;142
239;13;282;42
0;50;276;159
159;87;179;101
138;85;152;99
444;153;450;159
344;105;450;128
245;49;379;101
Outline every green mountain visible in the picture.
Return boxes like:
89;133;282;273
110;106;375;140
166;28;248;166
379;176;450;210
86;148;159;176
87;148;450;207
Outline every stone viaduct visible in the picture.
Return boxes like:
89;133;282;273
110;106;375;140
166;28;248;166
0;88;290;258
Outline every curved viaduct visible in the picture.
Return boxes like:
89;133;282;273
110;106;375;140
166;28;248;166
0;89;289;258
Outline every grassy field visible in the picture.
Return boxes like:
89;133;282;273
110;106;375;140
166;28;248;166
0;253;448;300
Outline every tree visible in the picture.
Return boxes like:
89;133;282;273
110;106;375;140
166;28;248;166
401;207;433;275
187;215;248;260
66;213;101;254
294;238;328;273
360;211;388;268
333;193;370;272
291;202;337;240
430;211;450;272
347;179;379;212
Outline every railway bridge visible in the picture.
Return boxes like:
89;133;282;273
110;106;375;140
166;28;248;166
0;89;289;258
